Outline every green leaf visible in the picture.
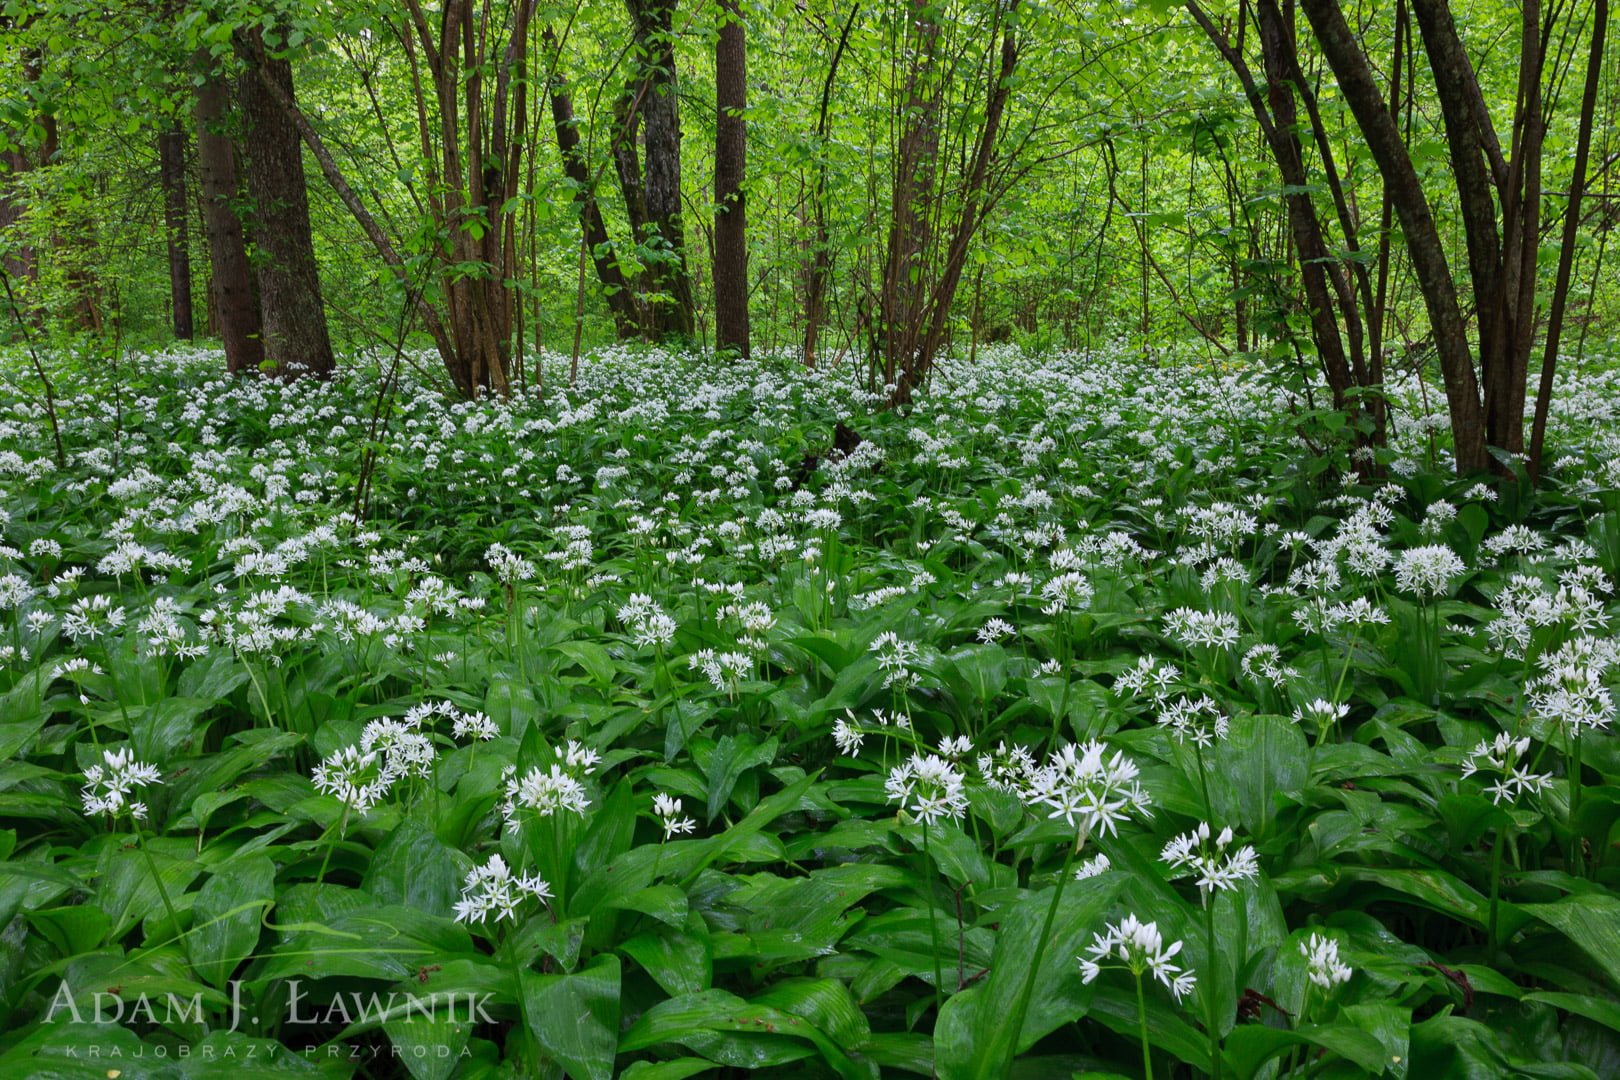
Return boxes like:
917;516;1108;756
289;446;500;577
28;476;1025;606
935;873;1126;1080
192;854;276;987
520;954;620;1080
1523;893;1620;988
384;1007;475;1080
364;818;463;919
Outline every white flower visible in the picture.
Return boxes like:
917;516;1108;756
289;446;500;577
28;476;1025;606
1162;607;1240;650
453;853;551;924
453;710;499;741
653;793;696;838
503;764;590;819
1240;644;1296;684
1291;698;1349;734
885;753;968;825
871;632;922;690
1074;853;1112;880
1460;732;1552;805
976;741;1037;792
1160;822;1260;896
62;595;127;642
978;617;1015;643
1041;571;1094;616
832;714;865;756
1527;636;1617;736
1156;694;1229;747
81;747;161;818
1299;932;1352;989
312;745;392;813
1393;544;1466;598
1080;914;1197;1001
1027;740;1151;837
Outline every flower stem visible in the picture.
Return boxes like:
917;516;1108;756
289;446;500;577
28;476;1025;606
922;820;946;1021
1136;970;1155;1080
1487;825;1506;949
1204;897;1221;1080
136;826;190;965
317;804;350;886
1001;831;1082;1074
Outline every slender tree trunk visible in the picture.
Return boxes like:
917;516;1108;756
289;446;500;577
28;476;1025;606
0;36;44;291
1530;0;1608;480
195;68;264;375
543;27;644;338
158;125;195;340
713;0;750;357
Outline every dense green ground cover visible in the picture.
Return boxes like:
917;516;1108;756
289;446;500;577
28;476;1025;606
2;345;1620;1078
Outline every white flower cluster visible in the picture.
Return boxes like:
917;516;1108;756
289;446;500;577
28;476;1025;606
653;793;696;838
1080;914;1196;1001
1026;740;1151;836
885;753;968;825
1156;693;1229;747
1162;607;1239;650
452;853;551;924
81;747;161;819
501;740;599;820
1299;932;1352;989
1528;637;1618;736
619;593;677;649
1393;543;1466;598
871;631;922;690
1459;732;1552;805
1160;822;1260;896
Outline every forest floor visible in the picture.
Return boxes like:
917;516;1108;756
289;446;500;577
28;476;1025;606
2;343;1619;1077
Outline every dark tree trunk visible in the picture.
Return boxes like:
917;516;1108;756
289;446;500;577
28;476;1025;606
195;69;264;376
1299;0;1488;473
1409;0;1538;458
625;0;696;340
713;0;750;357
0;36;44;291
544;28;646;339
880;0;941;388
240;33;335;379
158;125;195;340
0;140;33;285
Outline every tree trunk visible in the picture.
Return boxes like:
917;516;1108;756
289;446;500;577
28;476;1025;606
880;0;942;387
0;35;44;291
713;0;750;357
158;125;195;340
543;27;646;338
1529;0;1607;480
1298;0;1488;473
239;33;335;379
626;0;696;340
195;68;265;376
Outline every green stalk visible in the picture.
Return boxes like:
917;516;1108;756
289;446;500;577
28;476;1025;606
316;804;350;886
1487;825;1507;949
1001;830;1083;1074
1569;731;1585;876
922;820;946;1018
1136;970;1155;1080
1203;896;1221;1080
135;825;190;966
